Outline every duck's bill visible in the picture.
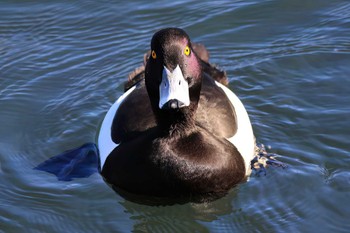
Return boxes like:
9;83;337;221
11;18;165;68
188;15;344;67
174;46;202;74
159;65;190;109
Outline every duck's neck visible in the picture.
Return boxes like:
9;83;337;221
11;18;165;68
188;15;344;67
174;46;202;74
160;110;196;137
146;72;202;137
156;106;197;138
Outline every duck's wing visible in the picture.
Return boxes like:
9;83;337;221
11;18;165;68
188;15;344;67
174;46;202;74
191;42;228;86
111;81;157;144
196;74;237;139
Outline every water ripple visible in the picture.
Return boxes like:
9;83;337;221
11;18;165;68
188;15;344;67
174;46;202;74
1;1;350;232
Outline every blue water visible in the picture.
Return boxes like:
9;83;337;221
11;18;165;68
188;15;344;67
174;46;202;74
1;1;350;232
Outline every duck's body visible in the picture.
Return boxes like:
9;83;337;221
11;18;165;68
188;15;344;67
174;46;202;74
98;28;255;202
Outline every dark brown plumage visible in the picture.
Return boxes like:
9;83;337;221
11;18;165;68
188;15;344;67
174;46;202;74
101;28;247;204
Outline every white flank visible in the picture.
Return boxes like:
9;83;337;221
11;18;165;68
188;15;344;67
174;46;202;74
98;86;136;170
215;81;255;175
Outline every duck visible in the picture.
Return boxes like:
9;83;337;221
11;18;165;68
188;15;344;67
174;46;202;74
98;28;255;203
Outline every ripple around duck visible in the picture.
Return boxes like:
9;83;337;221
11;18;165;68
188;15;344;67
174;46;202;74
218;48;350;232
1;0;350;232
118;193;243;233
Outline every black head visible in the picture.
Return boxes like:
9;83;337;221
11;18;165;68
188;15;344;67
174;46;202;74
145;28;202;130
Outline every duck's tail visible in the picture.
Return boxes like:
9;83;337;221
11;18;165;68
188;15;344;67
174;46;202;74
34;143;99;181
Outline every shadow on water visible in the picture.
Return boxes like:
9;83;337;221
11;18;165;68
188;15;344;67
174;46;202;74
34;143;99;181
118;188;241;233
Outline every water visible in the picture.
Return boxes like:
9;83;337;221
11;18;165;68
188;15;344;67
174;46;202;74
1;0;350;232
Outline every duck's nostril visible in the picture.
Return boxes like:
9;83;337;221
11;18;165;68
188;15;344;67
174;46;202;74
186;77;192;84
169;99;179;109
162;99;185;110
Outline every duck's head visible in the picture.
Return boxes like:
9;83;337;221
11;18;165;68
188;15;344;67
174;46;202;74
145;28;202;128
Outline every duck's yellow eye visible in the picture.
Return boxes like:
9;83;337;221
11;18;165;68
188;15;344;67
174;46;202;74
151;50;157;59
184;46;191;56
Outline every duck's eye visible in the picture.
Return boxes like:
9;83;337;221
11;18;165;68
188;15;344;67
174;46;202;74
184;46;191;56
151;50;157;59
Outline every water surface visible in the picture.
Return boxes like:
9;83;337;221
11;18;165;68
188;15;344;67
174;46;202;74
1;1;350;232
